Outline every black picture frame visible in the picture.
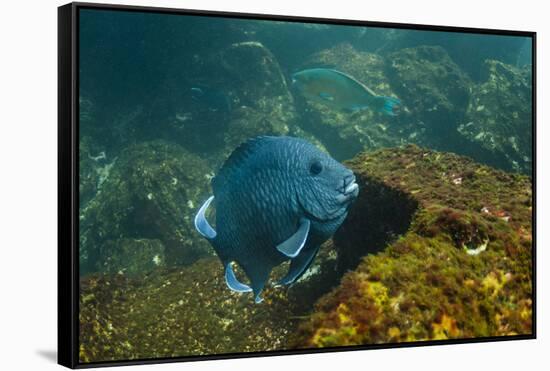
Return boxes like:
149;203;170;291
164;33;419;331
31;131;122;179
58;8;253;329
58;2;537;368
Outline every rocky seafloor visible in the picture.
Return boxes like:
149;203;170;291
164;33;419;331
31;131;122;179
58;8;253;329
79;145;532;362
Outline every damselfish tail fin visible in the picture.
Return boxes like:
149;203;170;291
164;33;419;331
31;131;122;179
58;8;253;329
376;96;401;116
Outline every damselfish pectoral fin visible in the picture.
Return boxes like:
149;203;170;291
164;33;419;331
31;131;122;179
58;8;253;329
276;219;310;258
278;246;320;286
224;262;252;293
194;196;217;239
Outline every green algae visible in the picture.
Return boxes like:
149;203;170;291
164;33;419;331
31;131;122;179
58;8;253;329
98;239;166;276
78;237;350;362
79;258;301;362
292;145;532;347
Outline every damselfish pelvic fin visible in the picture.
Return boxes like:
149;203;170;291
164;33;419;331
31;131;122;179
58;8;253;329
278;246;320;286
224;262;252;293
194;195;217;239
378;96;401;116
276;219;311;258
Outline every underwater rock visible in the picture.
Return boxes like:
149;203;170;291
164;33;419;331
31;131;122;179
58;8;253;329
79;246;349;362
333;176;418;275
78;98;118;207
373;29;527;81
385;46;472;140
154;41;296;163
285;239;343;312
79;257;300;362
98;238;166;276
295;43;409;160
80;92;148;159
458;60;532;174
79;140;212;274
79;240;350;362
79;135;104;208
220;41;291;99
292;145;532;347
219;41;295;153
287;124;328;153
301;44;392;93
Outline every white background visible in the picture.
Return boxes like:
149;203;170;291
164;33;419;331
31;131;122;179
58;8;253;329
0;0;546;369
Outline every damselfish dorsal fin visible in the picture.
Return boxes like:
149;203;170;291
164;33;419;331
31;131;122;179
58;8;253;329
211;136;275;194
194;195;217;239
276;219;310;258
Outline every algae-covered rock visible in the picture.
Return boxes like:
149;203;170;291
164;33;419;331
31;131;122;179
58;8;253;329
385;46;472;139
374;29;527;81
295;43;407;160
292;145;532;347
79;140;212;274
153;41;295;163
79;246;349;363
218;41;294;152
79;135;105;207
98;238;165;276
79;258;300;362
458;60;532;174
301;44;392;95
79;97;114;207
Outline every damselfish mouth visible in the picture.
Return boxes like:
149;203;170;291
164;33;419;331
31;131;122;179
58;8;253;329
344;181;359;195
336;180;359;204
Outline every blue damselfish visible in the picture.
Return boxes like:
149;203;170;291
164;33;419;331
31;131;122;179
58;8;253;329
194;136;359;303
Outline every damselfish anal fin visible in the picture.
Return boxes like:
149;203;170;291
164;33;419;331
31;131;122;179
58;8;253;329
276;219;310;258
224;262;252;293
194;195;217;239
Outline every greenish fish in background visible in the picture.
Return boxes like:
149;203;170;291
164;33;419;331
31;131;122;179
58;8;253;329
292;68;401;116
194;136;359;303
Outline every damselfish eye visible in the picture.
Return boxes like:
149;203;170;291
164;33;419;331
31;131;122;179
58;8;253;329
309;160;323;175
